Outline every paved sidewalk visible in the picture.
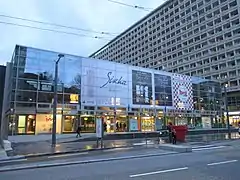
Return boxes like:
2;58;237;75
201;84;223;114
8;133;95;143
10;138;159;157
7;131;156;143
0;148;7;160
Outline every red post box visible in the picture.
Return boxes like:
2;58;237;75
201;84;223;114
172;125;188;142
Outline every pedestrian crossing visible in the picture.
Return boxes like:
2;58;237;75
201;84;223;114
192;144;226;151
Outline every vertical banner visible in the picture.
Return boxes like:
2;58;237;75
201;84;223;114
155;119;162;131
132;70;152;105
129;118;138;131
96;118;102;138
154;74;172;106
172;74;193;110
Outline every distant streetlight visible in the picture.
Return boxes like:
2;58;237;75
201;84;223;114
222;77;236;140
163;95;168;127
52;54;64;147
224;83;231;139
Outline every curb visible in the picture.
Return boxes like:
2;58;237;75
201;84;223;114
0;155;26;163
0;151;178;172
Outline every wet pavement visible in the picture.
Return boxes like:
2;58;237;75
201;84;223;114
10;138;159;157
9;132;239;157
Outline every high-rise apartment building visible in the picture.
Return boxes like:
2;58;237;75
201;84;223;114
90;0;240;112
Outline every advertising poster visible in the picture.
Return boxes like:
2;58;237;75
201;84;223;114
154;74;172;106
129;119;138;131
202;117;212;129
81;58;129;106
96;118;103;138
172;74;193;110
155;119;162;131
132;70;152;105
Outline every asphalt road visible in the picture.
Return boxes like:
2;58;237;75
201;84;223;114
1;141;240;180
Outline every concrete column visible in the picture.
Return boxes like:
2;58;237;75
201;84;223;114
1;62;12;144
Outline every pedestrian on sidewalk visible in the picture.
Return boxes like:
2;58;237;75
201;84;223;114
76;126;81;138
167;122;173;143
172;128;177;144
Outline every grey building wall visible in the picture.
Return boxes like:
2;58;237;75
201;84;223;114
0;65;6;144
0;65;6;120
1;63;11;141
90;0;240;110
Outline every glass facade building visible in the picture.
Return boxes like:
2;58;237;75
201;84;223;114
3;45;224;135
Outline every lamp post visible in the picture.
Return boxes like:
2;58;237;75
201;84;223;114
224;84;231;139
52;54;64;147
221;76;237;140
163;95;168;128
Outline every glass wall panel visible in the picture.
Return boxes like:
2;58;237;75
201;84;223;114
38;92;63;103
18;115;26;133
15;90;37;103
8;46;226;134
63;115;77;132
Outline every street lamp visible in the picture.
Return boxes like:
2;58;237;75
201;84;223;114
52;54;64;147
163;96;168;127
224;83;231;139
221;76;237;140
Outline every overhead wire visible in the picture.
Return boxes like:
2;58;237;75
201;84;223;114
0;14;118;36
0;1;156;41
107;0;154;12
0;21;111;41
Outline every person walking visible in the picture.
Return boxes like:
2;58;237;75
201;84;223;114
167;122;173;143
76;126;81;138
172;128;177;144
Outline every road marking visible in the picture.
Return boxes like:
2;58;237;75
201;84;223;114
207;160;238;166
129;167;188;178
0;158;27;164
47;152;89;159
133;141;154;146
193;145;217;148
193;146;226;151
103;147;133;152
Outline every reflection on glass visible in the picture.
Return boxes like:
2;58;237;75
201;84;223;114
80;115;95;133
63;116;76;132
27;115;36;134
18;115;26;133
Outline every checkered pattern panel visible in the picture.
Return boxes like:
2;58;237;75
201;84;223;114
172;74;194;110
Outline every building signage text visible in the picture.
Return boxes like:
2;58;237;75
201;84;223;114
100;71;127;88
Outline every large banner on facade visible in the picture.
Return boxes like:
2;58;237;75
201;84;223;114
132;70;153;105
172;74;193;110
81;58;130;106
154;73;172;106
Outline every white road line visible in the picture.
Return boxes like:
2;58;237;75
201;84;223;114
103;147;133;152
0;158;27;164
129;167;189;178
193;145;216;148
47;152;89;159
133;141;154;146
193;146;226;151
207;160;238;166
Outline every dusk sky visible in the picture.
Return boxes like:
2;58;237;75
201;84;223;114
0;0;164;65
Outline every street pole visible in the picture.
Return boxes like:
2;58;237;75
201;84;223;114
224;85;231;139
52;54;64;147
163;96;168;128
163;101;166;128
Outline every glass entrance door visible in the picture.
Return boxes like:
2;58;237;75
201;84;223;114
141;117;155;132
